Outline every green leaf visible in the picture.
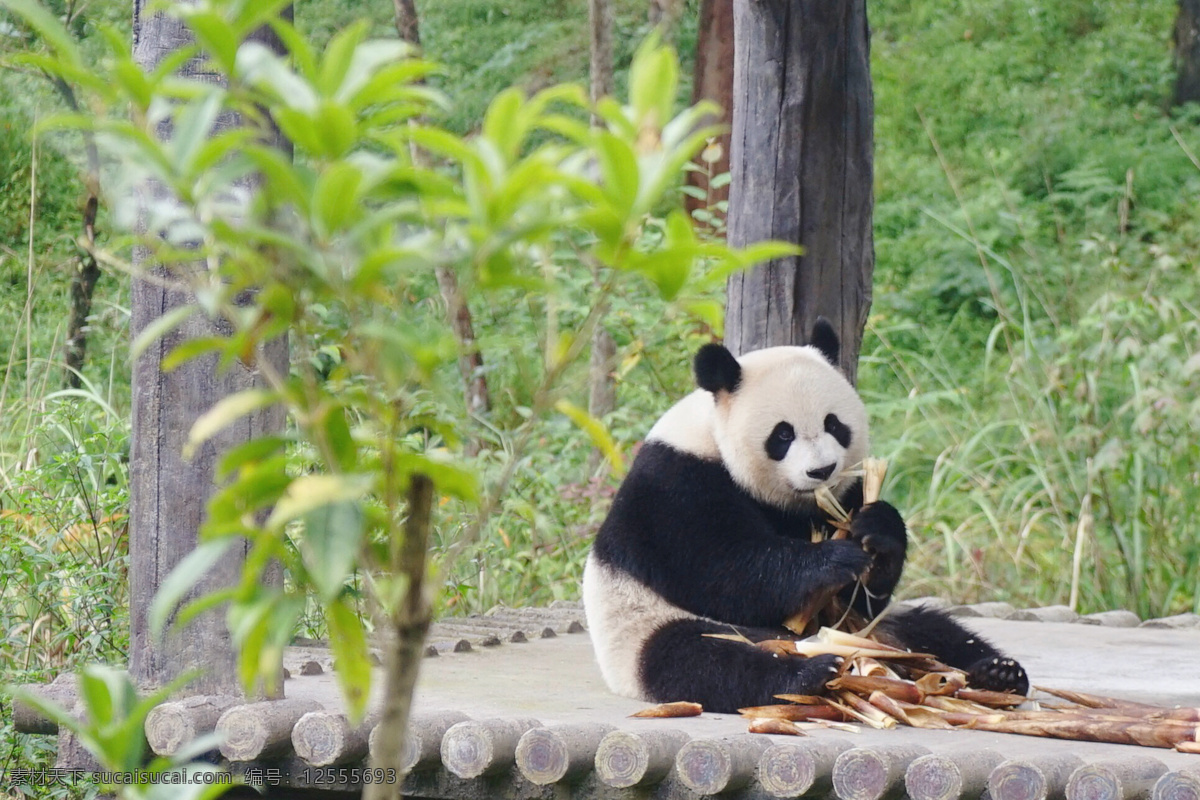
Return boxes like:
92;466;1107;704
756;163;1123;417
185;389;280;459
680;298;725;335
336;33;413;104
301;501;363;601
482;87;525;162
629;34;677;130
266;473;375;531
321;406;357;472
216;435;290;481
182;10;239;75
555;400;626;477
149;540;235;638
313;101;358;159
313;161;363;238
326;596;371;722
393;452;480;502
594;132;638;221
317;20;370;97
236;41;317;112
77;669;115;728
161;336;225;371
403;126;485;172
169;89;225;176
131;305;199;360
242;144;313;212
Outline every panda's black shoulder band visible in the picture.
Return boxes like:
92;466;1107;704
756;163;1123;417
695;344;742;394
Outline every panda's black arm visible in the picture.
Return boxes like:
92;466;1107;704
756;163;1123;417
592;443;870;628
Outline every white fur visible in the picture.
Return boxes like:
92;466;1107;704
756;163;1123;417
582;554;691;700
650;345;867;510
645;389;719;458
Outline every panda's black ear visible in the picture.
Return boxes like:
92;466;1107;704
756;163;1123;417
811;317;840;367
695;344;742;394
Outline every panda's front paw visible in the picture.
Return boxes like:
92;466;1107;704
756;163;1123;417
789;653;843;694
849;501;907;596
849;501;908;556
819;539;872;584
967;655;1030;696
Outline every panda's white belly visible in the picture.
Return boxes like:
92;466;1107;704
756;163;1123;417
582;554;694;700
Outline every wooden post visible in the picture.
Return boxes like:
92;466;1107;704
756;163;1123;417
758;739;851;798
439;717;542;779
144;695;241;756
593;729;690;788
833;745;931;800
990;755;1086;800
1067;758;1168;800
368;710;469;773
292;710;381;767
725;0;875;383
905;750;1005;800
216;698;322;761
675;736;771;795
515;723;615;785
129;1;289;697
1175;0;1200;107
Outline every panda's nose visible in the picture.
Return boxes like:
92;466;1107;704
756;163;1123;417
807;463;837;481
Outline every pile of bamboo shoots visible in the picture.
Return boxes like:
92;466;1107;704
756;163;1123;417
738;627;1200;754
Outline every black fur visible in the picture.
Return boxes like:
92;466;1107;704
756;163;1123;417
592;443;1029;712
766;422;795;461
694;344;742;394
639;618;842;711
875;606;1029;694
824;413;852;449
810;317;840;366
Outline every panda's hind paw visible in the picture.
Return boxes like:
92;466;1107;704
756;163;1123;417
967;655;1030;696
789;653;843;695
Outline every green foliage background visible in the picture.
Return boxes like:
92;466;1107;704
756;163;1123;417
0;0;1197;743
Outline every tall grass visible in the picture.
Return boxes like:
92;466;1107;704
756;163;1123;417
865;189;1200;618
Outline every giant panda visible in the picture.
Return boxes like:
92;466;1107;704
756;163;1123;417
583;319;1028;713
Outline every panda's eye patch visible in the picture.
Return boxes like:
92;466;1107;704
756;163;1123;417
824;414;852;448
766;422;795;461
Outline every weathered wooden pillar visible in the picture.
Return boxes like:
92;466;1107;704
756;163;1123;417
129;1;289;697
1175;0;1200;107
725;0;875;383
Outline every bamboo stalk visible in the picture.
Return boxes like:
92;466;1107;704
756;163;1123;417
739;704;845;722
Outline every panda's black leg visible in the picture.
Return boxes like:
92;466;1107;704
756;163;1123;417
875;605;1029;695
638;618;841;714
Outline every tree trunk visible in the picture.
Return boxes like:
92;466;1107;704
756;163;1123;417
392;0;421;45
1175;0;1200;106
364;475;435;800
725;0;875;384
129;1;289;698
390;0;490;425
649;0;683;41
63;196;100;388
590;0;615;104
686;0;735;225
52;74;103;389
587;0;617;474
